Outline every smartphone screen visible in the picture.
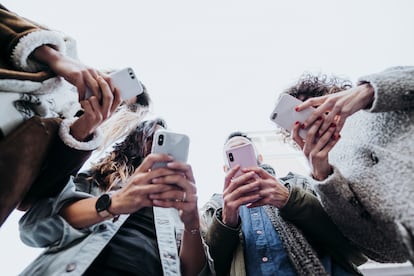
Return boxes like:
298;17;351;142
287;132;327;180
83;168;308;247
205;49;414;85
269;94;315;139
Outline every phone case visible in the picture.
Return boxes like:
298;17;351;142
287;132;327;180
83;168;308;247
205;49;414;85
269;94;315;139
85;67;143;100
151;129;190;169
225;143;257;177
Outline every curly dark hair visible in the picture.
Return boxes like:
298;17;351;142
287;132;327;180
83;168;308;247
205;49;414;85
89;117;167;191
283;73;353;101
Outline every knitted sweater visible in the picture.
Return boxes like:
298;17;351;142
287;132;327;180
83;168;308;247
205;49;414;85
314;66;414;264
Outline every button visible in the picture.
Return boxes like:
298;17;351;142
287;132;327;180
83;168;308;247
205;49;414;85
370;152;379;164
349;197;359;207
262;257;269;262
256;230;263;235
66;263;76;272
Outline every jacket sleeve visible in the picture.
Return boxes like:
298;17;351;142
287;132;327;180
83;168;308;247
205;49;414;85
359;66;414;112
18;118;102;210
0;4;66;72
279;182;368;270
204;207;241;276
18;178;92;248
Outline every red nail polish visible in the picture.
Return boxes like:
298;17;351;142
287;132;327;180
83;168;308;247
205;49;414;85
300;124;305;129
295;106;300;112
295;121;300;125
330;123;336;128
317;116;322;121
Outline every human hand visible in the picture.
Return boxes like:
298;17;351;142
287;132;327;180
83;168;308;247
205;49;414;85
150;161;200;230
291;117;339;181
109;154;177;215
220;165;261;227
32;45;106;101
69;76;121;141
295;83;374;136
240;167;289;209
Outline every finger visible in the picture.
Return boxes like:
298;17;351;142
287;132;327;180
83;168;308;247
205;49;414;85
302;100;332;128
97;76;114;119
166;162;195;183
291;121;304;148
84;70;101;100
87;96;103;123
224;165;240;192
137;153;174;172
313;123;336;153
111;87;122;114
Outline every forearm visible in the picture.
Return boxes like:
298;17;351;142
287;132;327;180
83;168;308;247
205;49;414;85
280;185;367;266
205;209;240;275
59;197;105;229
359;66;414;112
180;224;206;276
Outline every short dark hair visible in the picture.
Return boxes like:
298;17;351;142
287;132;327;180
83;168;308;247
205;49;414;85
225;131;251;144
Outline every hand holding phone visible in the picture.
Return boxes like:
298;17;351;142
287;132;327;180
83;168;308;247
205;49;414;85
85;67;143;100
225;143;258;177
269;94;315;139
151;129;190;169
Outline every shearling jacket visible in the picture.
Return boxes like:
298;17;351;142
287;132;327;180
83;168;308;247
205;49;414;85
0;4;101;219
314;66;414;264
0;4;82;136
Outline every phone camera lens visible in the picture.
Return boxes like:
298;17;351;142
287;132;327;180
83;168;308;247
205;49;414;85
158;134;164;146
228;153;234;162
271;113;277;120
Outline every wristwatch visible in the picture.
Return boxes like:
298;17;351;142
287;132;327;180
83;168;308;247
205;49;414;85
95;193;113;219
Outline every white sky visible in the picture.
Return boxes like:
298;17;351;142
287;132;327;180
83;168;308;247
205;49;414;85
1;0;414;274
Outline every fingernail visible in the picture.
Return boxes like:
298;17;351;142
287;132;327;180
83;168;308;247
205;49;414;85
300;124;305;129
295;106;300;112
295;121;300;125
317;116;322;121
330;123;336;128
335;134;341;140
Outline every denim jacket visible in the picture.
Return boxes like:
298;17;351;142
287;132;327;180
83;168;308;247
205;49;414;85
18;176;213;276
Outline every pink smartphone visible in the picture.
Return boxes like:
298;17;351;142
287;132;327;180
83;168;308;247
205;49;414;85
85;67;144;100
269;93;315;139
225;143;258;177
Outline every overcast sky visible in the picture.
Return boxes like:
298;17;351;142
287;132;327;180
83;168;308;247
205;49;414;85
1;0;414;274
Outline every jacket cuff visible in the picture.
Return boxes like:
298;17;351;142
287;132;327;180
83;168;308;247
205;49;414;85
12;30;66;72
59;118;102;151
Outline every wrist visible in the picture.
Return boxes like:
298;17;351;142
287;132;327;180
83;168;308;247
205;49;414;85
358;82;375;109
32;44;61;67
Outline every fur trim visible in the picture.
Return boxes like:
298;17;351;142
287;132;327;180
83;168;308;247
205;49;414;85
0;76;65;95
59;118;103;151
12;30;66;72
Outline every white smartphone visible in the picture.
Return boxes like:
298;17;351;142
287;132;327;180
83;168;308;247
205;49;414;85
151;129;190;169
269;94;315;139
85;67;144;100
225;143;258;177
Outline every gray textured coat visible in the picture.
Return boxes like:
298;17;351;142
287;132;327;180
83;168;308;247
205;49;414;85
314;66;414;264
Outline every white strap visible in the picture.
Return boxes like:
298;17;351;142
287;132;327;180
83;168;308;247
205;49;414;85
153;207;181;276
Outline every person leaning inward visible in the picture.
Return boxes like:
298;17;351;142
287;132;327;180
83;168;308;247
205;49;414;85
201;132;366;276
282;68;414;264
0;4;122;225
19;118;212;276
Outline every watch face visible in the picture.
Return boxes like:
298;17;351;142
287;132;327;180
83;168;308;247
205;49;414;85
96;193;111;212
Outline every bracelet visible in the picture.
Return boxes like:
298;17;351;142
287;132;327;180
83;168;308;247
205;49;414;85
184;228;200;235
